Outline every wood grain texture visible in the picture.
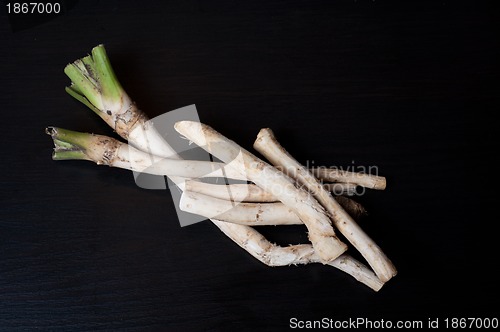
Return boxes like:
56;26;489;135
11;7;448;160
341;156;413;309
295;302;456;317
1;1;498;330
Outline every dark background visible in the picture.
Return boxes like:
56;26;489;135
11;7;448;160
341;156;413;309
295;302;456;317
1;0;499;330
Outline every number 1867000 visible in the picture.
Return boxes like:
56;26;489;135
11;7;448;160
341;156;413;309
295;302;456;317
6;2;61;14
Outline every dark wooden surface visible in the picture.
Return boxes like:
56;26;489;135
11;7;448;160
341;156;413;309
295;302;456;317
1;1;499;330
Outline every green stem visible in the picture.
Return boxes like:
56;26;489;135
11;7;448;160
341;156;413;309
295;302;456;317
46;127;121;165
91;45;124;102
64;44;125;115
46;127;95;151
52;150;90;161
46;127;95;161
65;86;100;115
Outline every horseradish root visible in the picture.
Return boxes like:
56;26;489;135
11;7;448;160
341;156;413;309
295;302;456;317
185;180;367;219
254;128;397;282
212;221;384;291
47;127;248;181
48;44;396;291
174;121;348;263
180;190;367;225
180;191;303;225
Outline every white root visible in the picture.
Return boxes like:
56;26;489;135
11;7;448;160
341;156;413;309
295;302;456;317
212;220;384;291
185;180;367;219
180;190;367;225
174;121;347;262
113;143;249;181
180;190;303;225
311;167;387;190
254;128;397;282
57;131;248;182
186;180;277;202
184;179;357;201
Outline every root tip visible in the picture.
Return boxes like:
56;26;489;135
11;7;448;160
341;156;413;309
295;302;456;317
45;126;57;136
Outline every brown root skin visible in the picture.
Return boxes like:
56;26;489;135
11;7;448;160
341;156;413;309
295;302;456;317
88;136;120;166
113;102;145;140
335;196;368;220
